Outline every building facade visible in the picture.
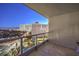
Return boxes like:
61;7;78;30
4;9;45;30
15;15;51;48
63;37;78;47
20;24;32;32
20;22;48;35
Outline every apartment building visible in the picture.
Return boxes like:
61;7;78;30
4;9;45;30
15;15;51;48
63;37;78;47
20;22;48;35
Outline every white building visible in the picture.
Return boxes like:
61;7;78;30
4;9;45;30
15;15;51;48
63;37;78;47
20;22;48;35
20;24;32;32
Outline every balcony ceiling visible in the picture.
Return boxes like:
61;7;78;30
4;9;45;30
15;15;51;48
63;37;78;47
25;3;79;18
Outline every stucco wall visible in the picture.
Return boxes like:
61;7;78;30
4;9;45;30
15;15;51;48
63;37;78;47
49;11;79;49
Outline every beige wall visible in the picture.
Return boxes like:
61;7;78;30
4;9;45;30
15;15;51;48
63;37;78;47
49;11;79;49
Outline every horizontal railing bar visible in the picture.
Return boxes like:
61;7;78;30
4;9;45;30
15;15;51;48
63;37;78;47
0;32;48;43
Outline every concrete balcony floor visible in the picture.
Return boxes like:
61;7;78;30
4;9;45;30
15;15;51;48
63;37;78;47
28;41;78;56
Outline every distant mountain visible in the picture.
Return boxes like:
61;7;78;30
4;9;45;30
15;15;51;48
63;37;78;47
0;27;19;30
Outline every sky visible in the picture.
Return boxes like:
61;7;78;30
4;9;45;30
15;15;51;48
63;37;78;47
0;3;48;27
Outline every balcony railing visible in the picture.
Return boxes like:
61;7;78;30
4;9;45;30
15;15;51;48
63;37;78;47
0;32;48;56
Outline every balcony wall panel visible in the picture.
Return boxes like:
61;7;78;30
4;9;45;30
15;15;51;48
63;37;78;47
49;11;79;49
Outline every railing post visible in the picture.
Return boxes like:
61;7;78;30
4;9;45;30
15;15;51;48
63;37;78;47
43;34;45;41
35;35;37;46
20;37;23;55
35;35;38;50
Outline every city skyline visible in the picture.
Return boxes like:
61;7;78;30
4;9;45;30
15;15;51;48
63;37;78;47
0;3;48;27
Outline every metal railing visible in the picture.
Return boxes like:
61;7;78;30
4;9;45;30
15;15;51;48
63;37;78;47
0;32;48;56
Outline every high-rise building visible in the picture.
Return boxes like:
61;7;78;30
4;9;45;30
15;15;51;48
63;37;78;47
20;24;32;32
32;22;41;34
20;22;48;35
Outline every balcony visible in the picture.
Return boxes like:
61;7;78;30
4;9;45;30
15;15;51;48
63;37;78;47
0;4;79;56
0;32;48;56
0;32;78;56
28;41;77;56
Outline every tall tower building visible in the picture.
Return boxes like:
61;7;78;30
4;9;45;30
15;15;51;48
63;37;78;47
32;22;42;35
